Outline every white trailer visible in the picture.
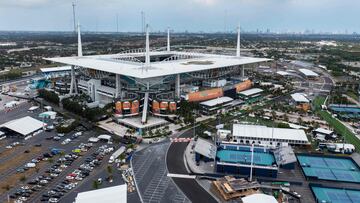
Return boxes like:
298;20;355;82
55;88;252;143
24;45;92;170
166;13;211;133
109;146;126;163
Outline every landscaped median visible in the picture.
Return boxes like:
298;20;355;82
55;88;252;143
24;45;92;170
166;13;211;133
314;96;360;152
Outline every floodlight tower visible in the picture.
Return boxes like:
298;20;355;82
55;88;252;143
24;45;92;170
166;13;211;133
145;24;150;68
69;23;81;95
72;2;76;33
236;24;245;77
167;27;171;52
236;24;241;57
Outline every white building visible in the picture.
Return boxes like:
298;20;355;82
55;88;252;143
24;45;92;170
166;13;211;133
230;124;309;147
291;93;310;103
298;68;319;78
74;184;127;203
0;116;46;136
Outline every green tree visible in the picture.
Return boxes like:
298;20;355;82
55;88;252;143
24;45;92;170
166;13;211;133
92;180;99;189
20;175;27;182
107;166;113;174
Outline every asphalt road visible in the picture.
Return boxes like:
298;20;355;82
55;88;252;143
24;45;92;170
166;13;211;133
166;130;218;203
132;141;189;203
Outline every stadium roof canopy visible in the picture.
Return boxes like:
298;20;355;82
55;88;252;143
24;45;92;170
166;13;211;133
75;184;126;203
45;51;270;79
0;116;45;136
40;66;72;73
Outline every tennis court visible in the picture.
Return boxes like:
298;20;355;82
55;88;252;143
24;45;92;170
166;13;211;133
217;149;275;166
311;186;360;203
298;155;360;183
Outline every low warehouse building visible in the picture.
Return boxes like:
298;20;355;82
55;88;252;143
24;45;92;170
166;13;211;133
238;88;263;103
291;93;311;111
313;128;335;141
0;116;46;136
199;96;235;115
298;68;319;79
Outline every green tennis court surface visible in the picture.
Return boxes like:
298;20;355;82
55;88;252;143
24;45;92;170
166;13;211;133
217;149;275;166
311;186;360;203
298;155;360;183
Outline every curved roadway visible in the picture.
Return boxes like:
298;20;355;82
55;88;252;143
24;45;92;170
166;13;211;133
166;129;217;203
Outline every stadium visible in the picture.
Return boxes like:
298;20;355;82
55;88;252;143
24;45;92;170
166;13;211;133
45;25;270;129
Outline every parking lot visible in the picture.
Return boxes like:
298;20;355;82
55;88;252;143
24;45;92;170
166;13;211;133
131;141;190;203
0;100;136;203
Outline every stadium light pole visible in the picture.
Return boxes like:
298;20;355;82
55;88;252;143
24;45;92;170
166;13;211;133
249;144;254;182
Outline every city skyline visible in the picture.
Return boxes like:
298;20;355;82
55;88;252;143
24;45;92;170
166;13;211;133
0;0;359;33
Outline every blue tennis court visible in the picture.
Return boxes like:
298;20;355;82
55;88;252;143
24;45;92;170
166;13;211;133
298;155;360;183
311;186;360;203
217;149;275;166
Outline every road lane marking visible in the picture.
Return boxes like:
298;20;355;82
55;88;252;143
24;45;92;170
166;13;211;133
167;173;196;179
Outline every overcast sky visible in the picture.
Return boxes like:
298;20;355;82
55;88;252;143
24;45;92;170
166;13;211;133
0;0;358;33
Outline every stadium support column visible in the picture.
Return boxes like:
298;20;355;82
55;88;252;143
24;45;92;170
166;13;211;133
115;74;122;98
69;65;77;95
241;65;245;77
175;74;180;99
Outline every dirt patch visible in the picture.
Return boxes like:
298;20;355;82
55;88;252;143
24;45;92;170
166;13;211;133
0;147;43;174
0;160;48;194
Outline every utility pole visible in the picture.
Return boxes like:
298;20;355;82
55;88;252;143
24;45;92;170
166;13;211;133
72;2;76;33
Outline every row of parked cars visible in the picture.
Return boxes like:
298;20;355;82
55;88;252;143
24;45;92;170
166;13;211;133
10;141;116;203
10;142;94;203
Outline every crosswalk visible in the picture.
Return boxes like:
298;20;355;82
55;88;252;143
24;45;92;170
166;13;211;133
170;137;193;143
131;143;190;203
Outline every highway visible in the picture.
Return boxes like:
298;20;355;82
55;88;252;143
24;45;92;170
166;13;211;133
166;129;218;203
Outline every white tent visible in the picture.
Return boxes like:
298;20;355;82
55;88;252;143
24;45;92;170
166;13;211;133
242;194;277;203
75;184;127;203
0;116;46;136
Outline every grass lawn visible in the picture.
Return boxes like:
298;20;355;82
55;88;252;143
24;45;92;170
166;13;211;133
314;96;360;152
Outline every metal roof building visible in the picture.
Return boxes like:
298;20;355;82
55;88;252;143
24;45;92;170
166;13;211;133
232;124;309;146
0;116;45;136
238;88;263;97
299;68;319;77
291;93;310;103
200;96;234;107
